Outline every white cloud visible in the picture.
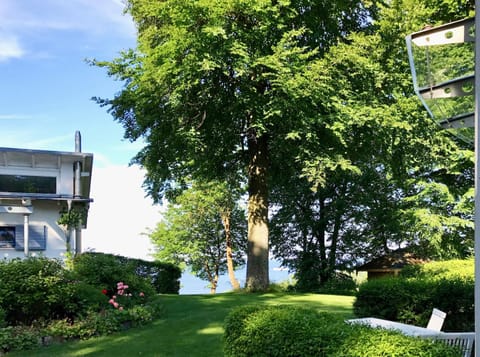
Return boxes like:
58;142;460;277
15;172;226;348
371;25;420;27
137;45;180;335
0;0;135;37
0;0;135;60
0;35;24;61
0;114;32;120
82;165;163;260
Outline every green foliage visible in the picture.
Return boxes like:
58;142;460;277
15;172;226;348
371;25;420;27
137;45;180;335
269;0;474;284
317;272;358;296
224;305;342;356
0;257;105;325
150;180;246;291
0;307;6;328
401;258;474;280
94;0;381;291
72;252;180;295
0;257;168;354
0;326;41;354
224;305;460;357
354;278;433;324
354;260;474;331
333;325;461;357
57;207;87;229
44;300;164;341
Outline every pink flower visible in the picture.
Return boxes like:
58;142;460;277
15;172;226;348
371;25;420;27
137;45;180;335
113;302;119;309
123;285;129;289
119;306;124;311
139;292;145;297
109;299;115;305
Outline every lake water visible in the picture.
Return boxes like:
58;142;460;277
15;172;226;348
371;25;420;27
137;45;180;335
180;260;292;294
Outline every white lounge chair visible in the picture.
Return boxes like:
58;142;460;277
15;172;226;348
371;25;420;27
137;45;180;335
432;332;475;357
426;308;447;331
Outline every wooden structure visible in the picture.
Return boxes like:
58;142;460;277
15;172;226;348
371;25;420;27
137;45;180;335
356;249;428;280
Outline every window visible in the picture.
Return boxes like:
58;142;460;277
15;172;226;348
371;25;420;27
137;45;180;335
0;226;47;250
0;227;15;248
0;175;56;194
14;225;47;251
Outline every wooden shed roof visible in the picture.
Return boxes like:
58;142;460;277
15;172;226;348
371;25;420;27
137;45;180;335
356;249;429;272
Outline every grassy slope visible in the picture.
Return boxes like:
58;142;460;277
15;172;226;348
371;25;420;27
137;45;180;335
12;293;354;357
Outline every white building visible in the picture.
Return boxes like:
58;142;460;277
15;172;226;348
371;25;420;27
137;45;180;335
0;132;93;259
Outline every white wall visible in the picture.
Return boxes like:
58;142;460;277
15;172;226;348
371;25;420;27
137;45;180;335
0;200;70;260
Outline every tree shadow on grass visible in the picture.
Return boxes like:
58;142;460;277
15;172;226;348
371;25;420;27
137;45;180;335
10;293;354;357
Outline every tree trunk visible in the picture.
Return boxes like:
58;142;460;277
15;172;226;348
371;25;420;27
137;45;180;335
246;132;269;291
210;273;218;294
221;210;241;290
318;197;328;282
325;208;341;283
205;261;218;294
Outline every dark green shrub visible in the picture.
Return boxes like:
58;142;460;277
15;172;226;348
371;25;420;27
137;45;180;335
294;251;322;292
354;260;474;331
354;277;434;324
72;252;133;290
65;281;109;318
72;252;181;295
224;306;461;357
44;299;165;341
0;257;104;325
318;272;357;295
0;307;6;328
224;304;264;350
0;326;41;353
224;305;345;356
429;277;474;331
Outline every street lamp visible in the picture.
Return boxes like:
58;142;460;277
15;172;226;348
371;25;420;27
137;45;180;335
406;14;479;356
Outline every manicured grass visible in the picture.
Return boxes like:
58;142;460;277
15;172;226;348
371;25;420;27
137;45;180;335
10;292;354;357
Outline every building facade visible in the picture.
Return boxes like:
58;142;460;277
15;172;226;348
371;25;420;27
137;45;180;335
0;132;93;259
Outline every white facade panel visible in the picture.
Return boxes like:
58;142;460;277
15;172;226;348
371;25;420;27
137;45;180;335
0;138;93;260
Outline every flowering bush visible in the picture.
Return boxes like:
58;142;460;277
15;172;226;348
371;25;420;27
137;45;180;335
0;258;165;353
44;298;165;341
106;281;147;311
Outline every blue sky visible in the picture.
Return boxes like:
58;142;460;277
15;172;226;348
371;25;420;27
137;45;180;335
0;0;140;165
0;0;161;261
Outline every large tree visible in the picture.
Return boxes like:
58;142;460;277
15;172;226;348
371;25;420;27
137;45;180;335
94;0;378;290
269;0;474;287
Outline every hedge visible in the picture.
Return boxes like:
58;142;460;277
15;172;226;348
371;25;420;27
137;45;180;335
0;257;105;325
354;259;474;331
72;252;181;294
224;305;461;357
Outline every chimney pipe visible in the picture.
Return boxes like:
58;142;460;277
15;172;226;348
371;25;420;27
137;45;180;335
75;131;82;153
74;131;82;198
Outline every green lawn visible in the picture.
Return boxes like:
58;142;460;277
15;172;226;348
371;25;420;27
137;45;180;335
11;292;355;357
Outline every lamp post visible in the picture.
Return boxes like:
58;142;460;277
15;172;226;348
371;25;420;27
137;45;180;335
406;13;479;356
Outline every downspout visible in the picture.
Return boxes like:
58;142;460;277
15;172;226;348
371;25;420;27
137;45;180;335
74;131;82;199
75;225;82;255
23;214;29;256
74;131;82;255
